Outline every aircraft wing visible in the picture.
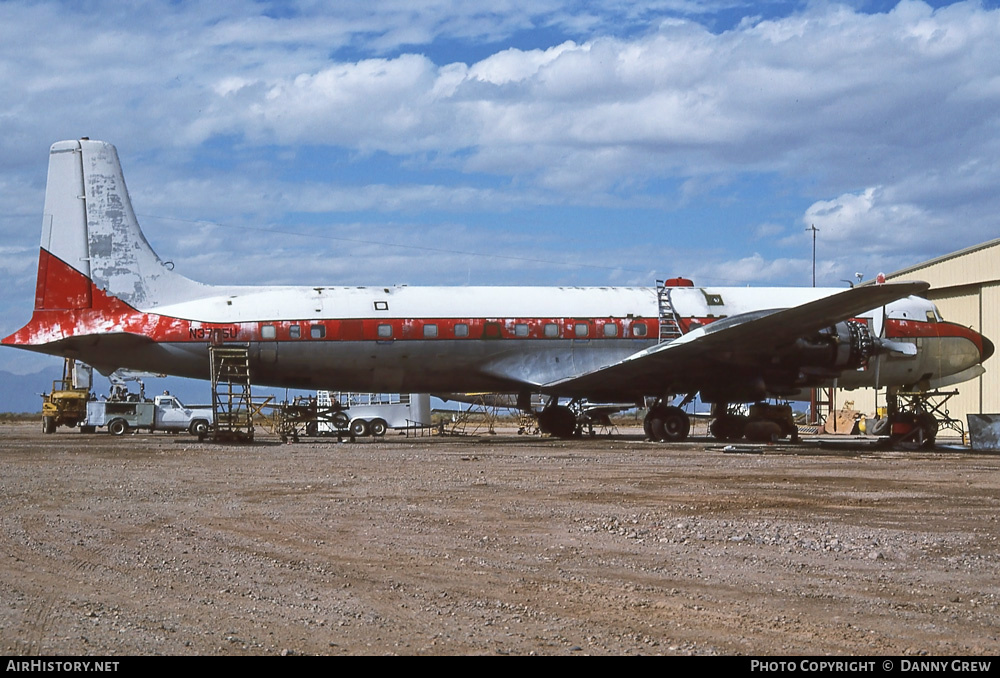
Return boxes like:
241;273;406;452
543;281;930;399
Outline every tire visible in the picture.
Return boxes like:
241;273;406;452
888;413;939;449
189;420;209;437
869;417;890;437
332;411;350;430
660;406;690;441
916;413;939;449
42;416;56;434
369;419;388;437
710;416;745;441
538;406;576;439
350;419;369;437
648;406;690;442
745;420;783;442
108;419;128;436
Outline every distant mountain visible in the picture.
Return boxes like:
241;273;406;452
0;365;310;413
0;366;217;413
0;366;62;413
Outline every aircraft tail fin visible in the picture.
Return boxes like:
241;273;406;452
32;139;205;312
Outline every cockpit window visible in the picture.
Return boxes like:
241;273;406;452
926;310;938;322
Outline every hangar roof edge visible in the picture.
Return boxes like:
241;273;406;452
885;237;1000;287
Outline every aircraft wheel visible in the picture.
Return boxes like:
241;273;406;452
917;413;939;448
42;416;56;434
745;420;782;442
888;413;938;449
538;406;577;439
108;419;128;436
350;419;369;437
650;406;690;442
710;416;745;441
369;419;388;437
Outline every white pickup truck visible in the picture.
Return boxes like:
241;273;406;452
85;394;214;438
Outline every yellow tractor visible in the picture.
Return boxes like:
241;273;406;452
41;359;93;434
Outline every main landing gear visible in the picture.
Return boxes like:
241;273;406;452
643;402;691;442
709;402;798;443
537;403;578;439
536;400;632;439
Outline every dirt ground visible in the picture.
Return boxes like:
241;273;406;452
1;421;998;656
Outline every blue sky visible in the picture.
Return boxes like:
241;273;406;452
2;0;999;378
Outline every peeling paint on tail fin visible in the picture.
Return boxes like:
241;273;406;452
35;139;206;311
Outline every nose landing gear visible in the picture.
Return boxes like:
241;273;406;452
876;389;962;449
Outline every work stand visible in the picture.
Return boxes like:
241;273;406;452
882;389;965;449
209;344;255;443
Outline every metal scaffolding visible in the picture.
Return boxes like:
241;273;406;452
209;345;254;443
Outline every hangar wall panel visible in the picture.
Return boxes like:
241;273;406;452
983;283;1000;413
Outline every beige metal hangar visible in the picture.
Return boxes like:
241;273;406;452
844;238;1000;427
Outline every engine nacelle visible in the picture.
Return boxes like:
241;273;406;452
790;320;875;372
700;319;878;404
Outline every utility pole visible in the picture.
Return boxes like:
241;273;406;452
806;224;819;287
805;224;821;425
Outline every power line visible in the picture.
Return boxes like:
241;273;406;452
138;213;653;276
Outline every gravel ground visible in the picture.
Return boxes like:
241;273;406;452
1;422;998;656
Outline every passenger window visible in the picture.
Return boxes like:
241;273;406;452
633;324;647;337
544;323;559;338
310;325;326;339
603;323;618;337
378;324;393;338
574;323;589;338
261;324;276;340
289;325;300;339
454;323;469;337
423;324;438;338
514;323;529;337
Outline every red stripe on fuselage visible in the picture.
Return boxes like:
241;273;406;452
884;317;988;357
3;249;660;347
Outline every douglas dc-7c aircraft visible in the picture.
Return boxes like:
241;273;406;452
3;140;993;441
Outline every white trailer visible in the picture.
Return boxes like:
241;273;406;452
316;392;432;437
